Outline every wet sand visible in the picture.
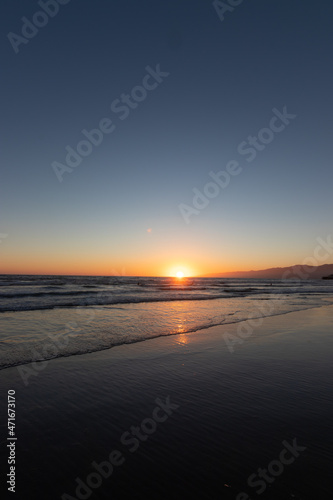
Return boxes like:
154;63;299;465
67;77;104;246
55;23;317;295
1;305;333;499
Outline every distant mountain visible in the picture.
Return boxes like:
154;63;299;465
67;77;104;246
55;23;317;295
203;263;333;280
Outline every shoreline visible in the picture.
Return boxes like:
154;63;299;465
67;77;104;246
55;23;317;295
1;305;333;499
2;298;333;372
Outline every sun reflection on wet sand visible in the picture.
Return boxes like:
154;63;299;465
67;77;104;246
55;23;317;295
176;332;188;344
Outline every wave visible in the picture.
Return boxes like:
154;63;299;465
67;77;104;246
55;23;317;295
0;291;256;313
0;290;102;299
1;285;332;313
0;302;328;371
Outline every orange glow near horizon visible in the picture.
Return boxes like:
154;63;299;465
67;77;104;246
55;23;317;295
1;252;315;277
1;243;324;277
0;254;199;277
0;257;281;277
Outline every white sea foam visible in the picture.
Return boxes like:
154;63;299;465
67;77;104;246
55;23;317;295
0;275;332;369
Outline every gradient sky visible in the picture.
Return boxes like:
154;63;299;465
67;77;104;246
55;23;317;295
1;0;332;276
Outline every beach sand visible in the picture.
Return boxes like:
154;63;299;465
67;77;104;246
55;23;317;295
1;305;333;499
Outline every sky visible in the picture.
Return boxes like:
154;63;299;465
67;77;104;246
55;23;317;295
1;0;332;276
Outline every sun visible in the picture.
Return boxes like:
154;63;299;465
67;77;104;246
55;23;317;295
166;265;194;278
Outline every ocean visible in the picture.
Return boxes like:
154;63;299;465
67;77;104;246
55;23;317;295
1;274;333;371
1;275;333;499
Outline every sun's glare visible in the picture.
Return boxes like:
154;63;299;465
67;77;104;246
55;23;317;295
176;271;184;278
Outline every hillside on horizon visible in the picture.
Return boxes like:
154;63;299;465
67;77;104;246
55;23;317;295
203;263;333;280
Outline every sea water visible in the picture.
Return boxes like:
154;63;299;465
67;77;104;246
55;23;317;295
0;274;332;369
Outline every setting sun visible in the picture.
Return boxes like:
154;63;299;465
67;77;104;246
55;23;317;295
166;265;195;278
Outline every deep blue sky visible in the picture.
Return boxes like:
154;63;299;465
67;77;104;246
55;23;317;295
1;0;332;275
